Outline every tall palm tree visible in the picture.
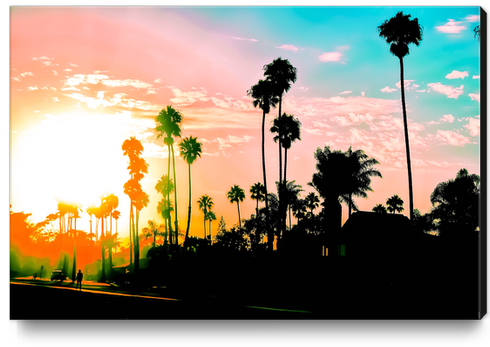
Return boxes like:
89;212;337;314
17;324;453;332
386;195;404;214
263;57;298;187
112;210;120;252
250;182;266;218
378;12;423;220
247;79;279;252
197;195;214;239
342;147;382;217
155;106;183;245
227;185;246;228
179;136;203;246
270;113;302;184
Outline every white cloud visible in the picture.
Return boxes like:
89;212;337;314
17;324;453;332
319;52;342;62
213;135;254;150
427;82;464;99
473;75;480;79
464;117;480;136
436;19;466;33
436;130;471;146
232;36;258;42
469;93;480;102
20;72;35;77
381;86;397;93
445;70;468;79
276;44;299;52
154;78;162;84
27;86;38;91
339;91;352;95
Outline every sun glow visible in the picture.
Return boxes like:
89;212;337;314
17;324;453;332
11;110;147;230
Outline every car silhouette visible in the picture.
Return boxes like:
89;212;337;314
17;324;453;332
51;269;65;282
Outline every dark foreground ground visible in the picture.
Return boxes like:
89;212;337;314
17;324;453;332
10;281;315;320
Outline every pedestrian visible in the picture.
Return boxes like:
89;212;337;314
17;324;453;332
76;270;83;291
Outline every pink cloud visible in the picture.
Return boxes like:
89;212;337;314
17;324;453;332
445;70;468;79
469;93;480;102
436;130;471;146
465;15;480;22
381;86;397;93
395;80;416;90
319;52;342;62
436;19;466;33
464;117;480;136
441;114;455;123
427;82;464;99
276;44;299;52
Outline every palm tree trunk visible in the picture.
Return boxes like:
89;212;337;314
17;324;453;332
185;163;192;246
167;143;173;245
348;193;352;217
203;209;207;239
262;110;272;253
171;144;179;246
129;203;133;266
208;219;212;242
399;57;414;220
135;209;140;275
237;202;241;229
100;212;105;283
284;147;288;184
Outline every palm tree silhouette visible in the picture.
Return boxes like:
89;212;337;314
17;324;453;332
205;210;217;242
250;182;266;219
342;147;382;217
304;192;320;215
378;12;422;220
197;195;214;239
281;180;303;230
155;106;183;245
155;174;174;244
386;194;404;214
142;220;164;248
247;79;279;252
270;113;302;184
372;204;388;214
227;185;246;228
263;57;297;187
179;136;203;246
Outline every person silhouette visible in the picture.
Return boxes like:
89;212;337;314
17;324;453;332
76;270;83;291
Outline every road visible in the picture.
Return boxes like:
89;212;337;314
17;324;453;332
10;279;314;319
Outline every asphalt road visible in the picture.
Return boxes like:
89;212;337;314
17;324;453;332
10;280;314;319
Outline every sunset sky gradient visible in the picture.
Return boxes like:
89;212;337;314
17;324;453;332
10;6;481;242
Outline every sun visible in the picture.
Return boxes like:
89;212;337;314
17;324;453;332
11;110;133;225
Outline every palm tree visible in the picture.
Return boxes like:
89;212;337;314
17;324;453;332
372;204;388;214
227;185;246;228
206;211;217;242
155;106;183;245
378;12;422;220
270;113;301;184
250;182;266;218
179;136;203;246
122;137;148;275
386;195;404;214
342;147;382;217
247;79;279;252
304;192;320;215
112;210;120;252
155;175;174;244
263;57;298;187
197;195;214;239
142;220;164;248
281;180;303;231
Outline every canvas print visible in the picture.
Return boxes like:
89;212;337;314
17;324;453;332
10;6;485;319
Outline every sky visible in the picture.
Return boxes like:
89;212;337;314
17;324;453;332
9;6;481;242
